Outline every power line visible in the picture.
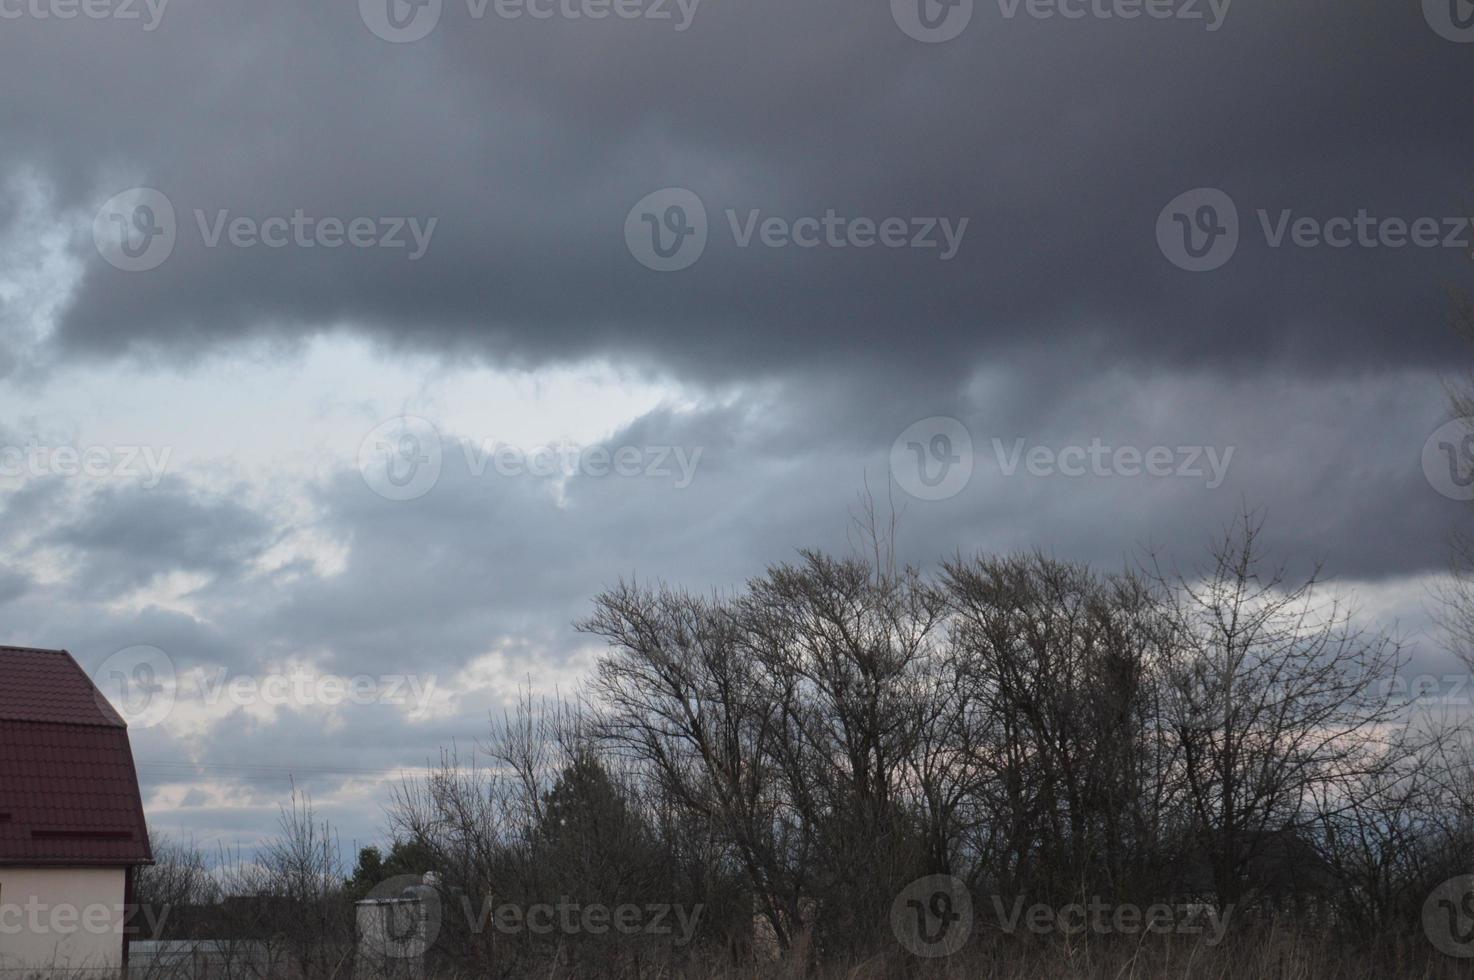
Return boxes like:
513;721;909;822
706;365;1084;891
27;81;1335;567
135;760;435;779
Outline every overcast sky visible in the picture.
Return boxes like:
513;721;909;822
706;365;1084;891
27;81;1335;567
0;0;1472;855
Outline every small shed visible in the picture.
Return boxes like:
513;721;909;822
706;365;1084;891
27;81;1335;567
355;875;438;980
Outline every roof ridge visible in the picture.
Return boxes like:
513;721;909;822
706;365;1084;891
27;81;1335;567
0;646;130;728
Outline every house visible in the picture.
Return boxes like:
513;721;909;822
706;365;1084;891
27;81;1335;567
0;646;153;978
1163;827;1338;916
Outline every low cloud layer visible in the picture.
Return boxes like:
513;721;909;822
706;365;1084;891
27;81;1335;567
0;0;1470;850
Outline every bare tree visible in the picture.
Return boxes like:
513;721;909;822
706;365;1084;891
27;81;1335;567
580;582;799;950
737;551;944;946
942;553;1177;902
256;787;352;978
1311;720;1473;939
1152;512;1407;910
133;834;218;940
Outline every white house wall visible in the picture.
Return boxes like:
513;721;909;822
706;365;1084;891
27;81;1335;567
0;867;127;979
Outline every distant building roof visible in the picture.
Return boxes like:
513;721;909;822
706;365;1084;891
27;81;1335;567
0;646;153;867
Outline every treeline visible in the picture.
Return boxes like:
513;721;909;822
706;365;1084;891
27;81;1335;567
137;515;1474;977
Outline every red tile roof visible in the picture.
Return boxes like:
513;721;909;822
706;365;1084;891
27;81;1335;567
0;646;153;867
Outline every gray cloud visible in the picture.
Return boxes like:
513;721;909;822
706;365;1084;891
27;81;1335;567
0;365;1461;849
0;0;1471;853
41;483;276;597
0;1;1460;382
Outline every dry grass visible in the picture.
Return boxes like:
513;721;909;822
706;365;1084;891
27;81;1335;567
44;926;1457;979
691;939;1464;980
399;930;1471;980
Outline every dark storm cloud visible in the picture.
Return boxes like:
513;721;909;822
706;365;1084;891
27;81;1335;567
2;0;1472;852
39;482;277;597
0;0;1464;380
